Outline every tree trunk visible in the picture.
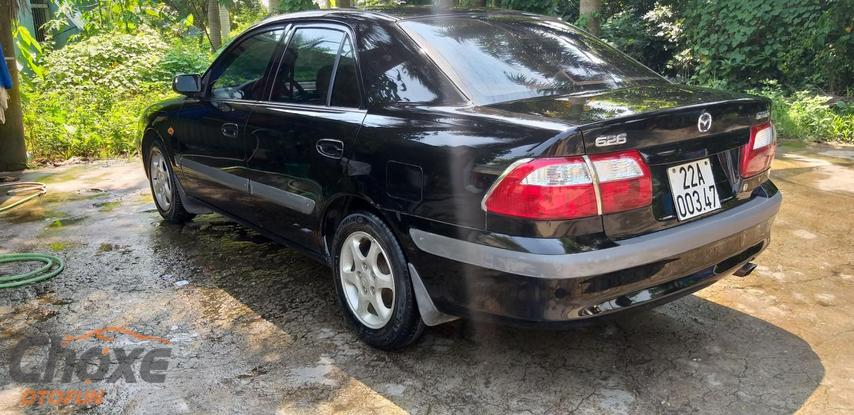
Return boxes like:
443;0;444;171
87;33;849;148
0;0;27;171
219;6;230;41
469;0;485;7
207;0;222;50
268;0;279;13
579;0;602;37
336;0;350;8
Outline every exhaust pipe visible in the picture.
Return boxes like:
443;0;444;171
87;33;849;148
734;262;757;277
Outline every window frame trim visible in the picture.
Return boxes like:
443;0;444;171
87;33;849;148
201;23;291;103
264;22;366;110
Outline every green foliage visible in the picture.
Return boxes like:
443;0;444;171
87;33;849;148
491;0;579;20
599;0;854;142
13;25;44;77
39;28;169;94
749;83;854;143
647;0;852;95
23;83;174;160
22;29;213;162
809;0;854;95
230;1;269;31
683;0;812;88
597;0;854;96
47;0;175;36
160;37;215;76
600;7;676;74
278;0;318;13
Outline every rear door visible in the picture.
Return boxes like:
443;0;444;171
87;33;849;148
243;24;366;252
172;26;286;215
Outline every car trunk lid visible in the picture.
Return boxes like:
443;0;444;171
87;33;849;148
485;83;772;239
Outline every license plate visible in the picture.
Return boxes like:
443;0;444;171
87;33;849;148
667;158;721;221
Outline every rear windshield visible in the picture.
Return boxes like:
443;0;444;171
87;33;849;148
400;15;666;105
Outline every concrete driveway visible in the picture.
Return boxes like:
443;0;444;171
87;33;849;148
0;142;852;414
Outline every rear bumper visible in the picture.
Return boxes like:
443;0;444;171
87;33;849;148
406;191;781;326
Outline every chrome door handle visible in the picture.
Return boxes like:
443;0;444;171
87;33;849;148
316;139;344;159
221;123;239;138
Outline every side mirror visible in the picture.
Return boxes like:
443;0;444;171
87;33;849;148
173;74;202;96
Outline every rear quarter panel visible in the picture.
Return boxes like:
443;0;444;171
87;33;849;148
354;106;580;230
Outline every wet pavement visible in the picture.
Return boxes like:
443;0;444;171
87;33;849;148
0;142;852;414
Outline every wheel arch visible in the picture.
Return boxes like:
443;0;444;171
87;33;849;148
141;128;167;179
320;193;458;327
320;194;389;258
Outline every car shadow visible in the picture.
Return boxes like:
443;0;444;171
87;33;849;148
155;215;824;414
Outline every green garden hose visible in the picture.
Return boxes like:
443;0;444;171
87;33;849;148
0;182;47;213
0;253;65;288
0;182;63;288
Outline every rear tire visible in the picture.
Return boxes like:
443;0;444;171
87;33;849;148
147;143;195;224
332;211;425;349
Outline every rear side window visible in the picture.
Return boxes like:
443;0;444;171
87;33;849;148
209;29;285;100
270;27;345;105
331;37;359;108
355;22;465;107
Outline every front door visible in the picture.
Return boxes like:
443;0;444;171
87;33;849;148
172;27;286;215
244;26;366;252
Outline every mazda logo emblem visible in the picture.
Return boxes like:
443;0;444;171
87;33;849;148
698;112;713;133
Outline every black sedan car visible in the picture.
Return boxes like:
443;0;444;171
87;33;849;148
139;7;781;349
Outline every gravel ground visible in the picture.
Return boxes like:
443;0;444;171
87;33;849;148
0;141;852;414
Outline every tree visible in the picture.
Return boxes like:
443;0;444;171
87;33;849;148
268;0;279;13
433;0;455;7
219;6;230;40
579;0;602;37
337;0;350;8
0;0;26;171
207;0;222;50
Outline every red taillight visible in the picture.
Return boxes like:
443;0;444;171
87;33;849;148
740;122;777;178
482;157;598;220
482;150;652;220
590;151;652;214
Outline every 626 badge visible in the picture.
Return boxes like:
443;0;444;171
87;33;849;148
667;158;721;220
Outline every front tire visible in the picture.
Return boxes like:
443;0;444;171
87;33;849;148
332;211;424;349
147;143;194;224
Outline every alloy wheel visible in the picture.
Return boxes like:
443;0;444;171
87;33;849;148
339;231;395;329
149;148;172;211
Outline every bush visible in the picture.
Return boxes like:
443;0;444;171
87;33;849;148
23;29;211;162
23;82;174;161
40;28;170;95
159;37;214;77
749;83;854;143
600;6;679;75
675;0;852;95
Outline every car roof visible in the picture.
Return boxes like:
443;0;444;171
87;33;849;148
258;6;539;25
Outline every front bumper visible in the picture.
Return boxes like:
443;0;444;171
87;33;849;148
406;191;782;326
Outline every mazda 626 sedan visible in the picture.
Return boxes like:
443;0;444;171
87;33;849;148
139;7;781;349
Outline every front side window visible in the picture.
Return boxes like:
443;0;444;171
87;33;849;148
270;28;345;105
209;29;285;100
400;16;666;105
